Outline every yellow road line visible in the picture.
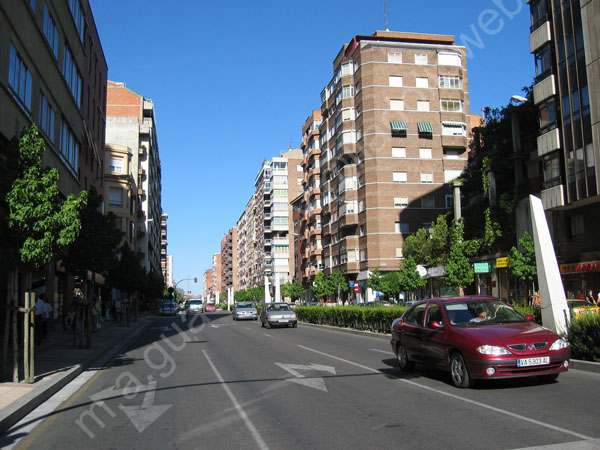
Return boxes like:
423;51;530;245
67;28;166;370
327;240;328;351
17;367;106;449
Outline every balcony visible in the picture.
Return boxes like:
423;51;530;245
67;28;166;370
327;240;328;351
441;135;468;148
541;184;565;210
537;128;561;157
529;20;551;53
533;75;556;105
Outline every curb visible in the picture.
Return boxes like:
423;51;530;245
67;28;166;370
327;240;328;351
0;317;152;435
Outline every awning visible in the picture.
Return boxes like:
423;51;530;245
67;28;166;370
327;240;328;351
418;122;434;133
390;121;407;131
442;121;465;128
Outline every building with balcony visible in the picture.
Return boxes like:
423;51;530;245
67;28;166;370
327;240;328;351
318;30;470;300
0;0;107;316
221;227;238;292
528;0;600;294
106;81;163;278
161;213;168;283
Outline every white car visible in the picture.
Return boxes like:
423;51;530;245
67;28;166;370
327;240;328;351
260;302;297;328
232;302;258;320
188;299;204;314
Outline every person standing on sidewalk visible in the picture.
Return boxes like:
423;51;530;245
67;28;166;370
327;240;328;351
34;295;45;345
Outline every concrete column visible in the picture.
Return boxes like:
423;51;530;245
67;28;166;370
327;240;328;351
264;276;271;303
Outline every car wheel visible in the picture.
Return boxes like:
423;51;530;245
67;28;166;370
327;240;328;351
538;373;559;383
450;353;473;388
395;344;415;372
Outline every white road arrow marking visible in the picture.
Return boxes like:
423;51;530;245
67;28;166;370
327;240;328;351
275;363;336;392
119;380;172;433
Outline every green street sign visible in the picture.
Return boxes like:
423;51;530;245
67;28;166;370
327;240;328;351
473;262;491;273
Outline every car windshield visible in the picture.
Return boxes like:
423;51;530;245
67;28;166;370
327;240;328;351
568;300;590;308
266;304;290;312
189;301;202;305
237;302;254;309
444;299;525;326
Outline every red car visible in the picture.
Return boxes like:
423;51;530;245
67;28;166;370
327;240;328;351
390;296;570;388
204;303;216;312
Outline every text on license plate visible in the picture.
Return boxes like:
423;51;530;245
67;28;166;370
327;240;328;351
279;319;289;322
517;357;550;367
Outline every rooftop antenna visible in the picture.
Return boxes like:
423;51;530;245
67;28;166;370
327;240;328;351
384;0;389;31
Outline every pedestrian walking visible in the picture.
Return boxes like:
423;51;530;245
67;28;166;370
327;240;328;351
34;295;45;345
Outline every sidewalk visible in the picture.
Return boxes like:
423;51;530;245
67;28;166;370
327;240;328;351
0;313;152;435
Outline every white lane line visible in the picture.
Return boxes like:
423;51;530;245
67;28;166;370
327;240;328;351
264;334;274;338
297;344;595;442
510;439;600;450
370;348;394;355
202;350;269;450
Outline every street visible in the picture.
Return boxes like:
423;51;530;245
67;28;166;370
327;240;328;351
3;312;599;450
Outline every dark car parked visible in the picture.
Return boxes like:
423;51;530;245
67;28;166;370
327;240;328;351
390;296;570;388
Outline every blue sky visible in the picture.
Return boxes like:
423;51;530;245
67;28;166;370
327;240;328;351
90;0;534;295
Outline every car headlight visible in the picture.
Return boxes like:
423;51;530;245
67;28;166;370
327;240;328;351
549;338;569;350
476;345;512;355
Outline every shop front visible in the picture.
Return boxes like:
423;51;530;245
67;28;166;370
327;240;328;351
560;261;600;300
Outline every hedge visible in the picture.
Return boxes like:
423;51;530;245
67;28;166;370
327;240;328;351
295;305;408;334
567;314;600;362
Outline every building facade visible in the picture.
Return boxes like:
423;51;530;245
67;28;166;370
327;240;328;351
161;213;168;283
318;31;470;300
105;81;163;277
221;227;238;292
528;0;600;295
1;0;107;316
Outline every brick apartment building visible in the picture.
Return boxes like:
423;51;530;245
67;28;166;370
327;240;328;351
221;227;238;292
105;81;163;277
318;30;470;301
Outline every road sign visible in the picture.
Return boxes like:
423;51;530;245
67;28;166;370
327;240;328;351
354;286;359;293
496;257;509;268
473;262;491;273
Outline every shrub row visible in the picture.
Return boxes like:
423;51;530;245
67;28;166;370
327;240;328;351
295;305;408;334
567;314;600;362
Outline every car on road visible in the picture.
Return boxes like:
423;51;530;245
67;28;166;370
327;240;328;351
390;296;570;388
232;301;258;320
567;299;599;317
204;303;216;312
159;301;177;316
187;299;204;314
260;302;297;328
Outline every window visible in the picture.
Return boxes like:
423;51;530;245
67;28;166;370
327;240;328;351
392;147;406;158
108;187;123;207
297;164;303;172
394;197;408;208
341;62;353;77
390;99;404;110
534;45;552;79
68;0;86;42
396;247;403;258
273;217;289;225
419;148;432;159
417;100;430;112
359;225;365;236
570;214;584;237
59;121;79;170
395;222;409;234
43;6;59;58
39;94;55;140
297;177;303;186
388;52;402;63
8;44;33;110
539;98;557;129
63;45;82;107
444;148;461;159
439;76;462;89
358;200;364;212
421;196;435;208
420;172;434;183
441;99;463;112
442;122;467;136
438;52;462;66
393;172;407;184
109;157;124;173
415;54;428;65
416;77;429;88
389;76;403;87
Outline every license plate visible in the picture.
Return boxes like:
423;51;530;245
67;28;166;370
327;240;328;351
279;319;289;323
517;357;550;367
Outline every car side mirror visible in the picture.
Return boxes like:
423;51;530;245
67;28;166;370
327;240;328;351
429;321;444;329
525;314;534;322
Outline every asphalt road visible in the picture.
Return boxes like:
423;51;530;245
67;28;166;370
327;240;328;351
4;312;600;450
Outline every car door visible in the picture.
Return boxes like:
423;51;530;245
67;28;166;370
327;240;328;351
401;303;427;362
420;302;448;368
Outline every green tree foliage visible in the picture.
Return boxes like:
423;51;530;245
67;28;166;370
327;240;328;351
509;231;537;295
367;268;383;293
398;256;427;300
62;186;123;280
567;314;600;361
283;280;305;301
145;270;164;302
445;220;474;293
380;271;402;302
108;243;145;298
312;272;333;300
7;125;87;269
329;270;348;303
402;214;449;267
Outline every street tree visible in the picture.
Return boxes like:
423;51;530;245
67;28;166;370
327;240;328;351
398;256;427;301
5;125;86;381
367;268;383;294
312;272;332;301
380;271;402;302
509;231;538;302
329;270;348;304
282;280;305;302
445;219;474;295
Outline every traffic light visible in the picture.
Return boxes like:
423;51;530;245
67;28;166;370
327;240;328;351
194;277;197;283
